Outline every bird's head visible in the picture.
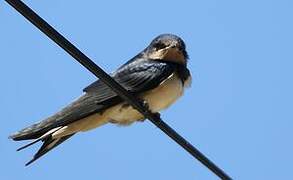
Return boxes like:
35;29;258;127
143;34;189;66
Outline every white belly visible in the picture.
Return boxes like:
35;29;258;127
104;72;184;125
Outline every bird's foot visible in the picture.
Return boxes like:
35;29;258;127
140;100;150;110
153;112;161;119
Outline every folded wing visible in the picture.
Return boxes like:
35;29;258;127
10;59;176;141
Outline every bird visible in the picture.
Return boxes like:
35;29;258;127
10;34;192;166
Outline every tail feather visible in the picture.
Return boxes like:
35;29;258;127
25;134;74;166
17;138;43;152
16;127;64;151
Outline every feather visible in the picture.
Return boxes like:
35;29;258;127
25;134;74;166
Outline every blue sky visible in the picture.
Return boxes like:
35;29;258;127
1;0;292;179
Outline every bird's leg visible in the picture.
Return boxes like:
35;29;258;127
136;100;149;122
153;112;161;119
140;99;150;110
137;100;161;122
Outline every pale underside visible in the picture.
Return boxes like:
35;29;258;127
49;72;189;139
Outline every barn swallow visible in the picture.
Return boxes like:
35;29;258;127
10;34;192;166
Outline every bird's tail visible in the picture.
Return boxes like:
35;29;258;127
13;127;75;166
24;134;74;166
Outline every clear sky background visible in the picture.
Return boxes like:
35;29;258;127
1;0;292;179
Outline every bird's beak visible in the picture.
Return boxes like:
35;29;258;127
161;45;186;65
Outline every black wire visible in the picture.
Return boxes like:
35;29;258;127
5;0;232;179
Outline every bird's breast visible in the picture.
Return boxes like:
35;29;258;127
105;72;186;125
142;72;184;111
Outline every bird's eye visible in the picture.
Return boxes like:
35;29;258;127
153;42;167;50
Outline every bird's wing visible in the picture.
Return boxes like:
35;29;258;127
83;59;175;93
10;60;176;140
